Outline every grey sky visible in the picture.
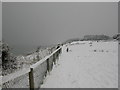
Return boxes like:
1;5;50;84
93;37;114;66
119;1;120;34
0;2;2;41
2;0;120;2
2;2;118;54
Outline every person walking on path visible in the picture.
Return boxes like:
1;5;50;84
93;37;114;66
66;47;69;52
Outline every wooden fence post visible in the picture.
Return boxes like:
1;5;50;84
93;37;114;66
60;48;62;54
29;68;35;90
51;55;54;70
57;50;59;56
58;49;60;53
54;53;56;65
49;56;53;71
56;51;58;59
59;49;60;54
47;58;50;72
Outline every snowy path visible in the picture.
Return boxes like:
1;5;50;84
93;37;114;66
41;41;118;88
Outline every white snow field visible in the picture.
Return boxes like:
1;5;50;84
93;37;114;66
41;41;118;88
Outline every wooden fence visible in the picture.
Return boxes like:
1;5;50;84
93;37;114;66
1;47;62;89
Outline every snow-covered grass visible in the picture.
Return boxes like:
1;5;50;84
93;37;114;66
2;46;57;76
1;46;59;88
41;41;118;88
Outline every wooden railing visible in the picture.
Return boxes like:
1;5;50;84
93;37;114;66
1;47;62;89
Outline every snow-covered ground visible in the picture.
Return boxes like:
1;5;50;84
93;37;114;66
41;41;118;88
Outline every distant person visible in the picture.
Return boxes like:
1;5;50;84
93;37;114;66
66;47;69;52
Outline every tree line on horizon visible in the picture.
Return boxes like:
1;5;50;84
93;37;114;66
82;35;112;41
63;34;120;44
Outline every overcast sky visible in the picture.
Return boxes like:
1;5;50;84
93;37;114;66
2;2;118;54
0;2;2;41
2;0;120;2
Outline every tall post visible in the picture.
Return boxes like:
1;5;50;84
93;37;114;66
49;56;53;71
51;55;53;70
54;53;56;65
47;58;49;72
29;68;35;90
60;48;62;54
58;49;60;56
